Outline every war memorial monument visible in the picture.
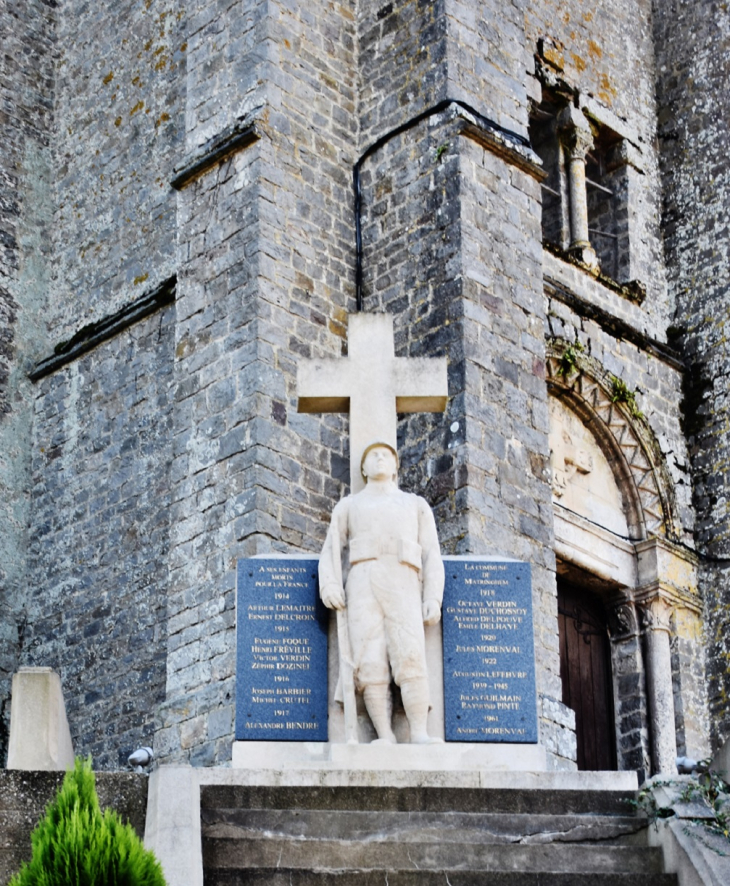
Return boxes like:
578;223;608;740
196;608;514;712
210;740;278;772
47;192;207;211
3;0;730;883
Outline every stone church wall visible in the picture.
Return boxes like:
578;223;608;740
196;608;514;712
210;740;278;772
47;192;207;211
1;0;725;771
24;306;174;769
654;0;730;751
357;1;570;763
157;0;357;766
49;0;183;337
545;284;707;767
0;0;56;765
525;0;669;323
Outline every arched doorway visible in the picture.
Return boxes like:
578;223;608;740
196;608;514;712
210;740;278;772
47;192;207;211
546;342;705;775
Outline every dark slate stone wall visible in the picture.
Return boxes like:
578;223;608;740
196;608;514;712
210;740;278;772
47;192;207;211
0;0;56;766
654;0;730;750
23;306;174;769
358;115;464;549
50;0;184;337
156;0;357;765
359;0;448;143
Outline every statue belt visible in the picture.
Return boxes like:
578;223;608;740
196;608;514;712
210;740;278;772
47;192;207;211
349;535;422;570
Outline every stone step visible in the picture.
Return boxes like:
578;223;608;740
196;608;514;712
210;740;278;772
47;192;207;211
202;808;648;845
200;784;638;817
207;869;678;886
203;836;664;875
198;780;672;886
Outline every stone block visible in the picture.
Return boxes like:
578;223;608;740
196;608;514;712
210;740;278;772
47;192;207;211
6;668;74;771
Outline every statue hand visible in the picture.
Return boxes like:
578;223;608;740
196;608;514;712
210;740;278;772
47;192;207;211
321;584;346;610
422;600;441;625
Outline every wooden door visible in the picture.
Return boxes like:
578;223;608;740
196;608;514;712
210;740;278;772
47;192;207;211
558;580;617;771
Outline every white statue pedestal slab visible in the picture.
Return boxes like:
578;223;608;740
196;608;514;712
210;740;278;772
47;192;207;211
231;740;547;772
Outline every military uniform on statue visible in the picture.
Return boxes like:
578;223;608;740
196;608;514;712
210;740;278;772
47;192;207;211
319;441;445;744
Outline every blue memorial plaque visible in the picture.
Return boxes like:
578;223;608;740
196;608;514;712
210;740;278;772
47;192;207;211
236;557;328;741
442;557;538;743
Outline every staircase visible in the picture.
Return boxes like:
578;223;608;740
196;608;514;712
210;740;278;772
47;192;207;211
201;783;677;885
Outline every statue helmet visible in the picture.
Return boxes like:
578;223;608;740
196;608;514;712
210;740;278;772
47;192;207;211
360;440;399;481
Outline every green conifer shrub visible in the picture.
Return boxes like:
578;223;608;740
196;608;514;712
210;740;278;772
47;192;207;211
10;756;166;886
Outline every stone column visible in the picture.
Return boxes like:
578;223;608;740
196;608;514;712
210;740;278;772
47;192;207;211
558;106;599;272
606;140;647;289
607;601;651;774
638;596;678;775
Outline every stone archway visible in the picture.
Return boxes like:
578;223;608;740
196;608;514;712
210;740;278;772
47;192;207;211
546;341;681;543
546;340;700;775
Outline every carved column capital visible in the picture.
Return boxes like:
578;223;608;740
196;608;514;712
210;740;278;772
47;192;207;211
558;106;594;162
638;596;673;634
608;602;639;639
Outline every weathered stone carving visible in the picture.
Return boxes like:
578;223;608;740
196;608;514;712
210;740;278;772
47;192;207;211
550;428;593;498
638;595;673;633
547;345;679;540
608;602;638;639
319;441;445;744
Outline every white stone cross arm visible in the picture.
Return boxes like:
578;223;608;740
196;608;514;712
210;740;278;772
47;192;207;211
297;313;448;493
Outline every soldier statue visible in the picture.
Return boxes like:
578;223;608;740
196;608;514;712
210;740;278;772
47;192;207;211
319;441;444;743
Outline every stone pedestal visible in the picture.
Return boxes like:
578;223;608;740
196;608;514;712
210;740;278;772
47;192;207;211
6;667;74;771
144;763;639;886
230;740;547;773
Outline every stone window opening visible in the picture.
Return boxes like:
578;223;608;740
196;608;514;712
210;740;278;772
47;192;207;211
584;129;623;281
530;94;641;296
529;99;570;253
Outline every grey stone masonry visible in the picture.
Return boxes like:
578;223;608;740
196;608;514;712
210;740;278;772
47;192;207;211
1;0;728;776
359;0;448;141
24;306;174;770
0;0;56;766
158;0;357;767
49;0;184;339
357;0;571;763
525;0;670;322
654;0;730;751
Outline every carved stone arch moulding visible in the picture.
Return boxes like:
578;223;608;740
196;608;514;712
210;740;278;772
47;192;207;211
546;339;681;543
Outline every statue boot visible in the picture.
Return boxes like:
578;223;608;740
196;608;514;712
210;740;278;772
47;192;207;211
363;682;397;743
400;677;442;744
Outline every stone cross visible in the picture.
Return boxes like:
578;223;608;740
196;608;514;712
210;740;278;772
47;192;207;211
297;313;448;492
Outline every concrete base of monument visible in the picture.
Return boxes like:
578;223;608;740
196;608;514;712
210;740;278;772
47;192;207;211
231;740;548;772
144;764;640;886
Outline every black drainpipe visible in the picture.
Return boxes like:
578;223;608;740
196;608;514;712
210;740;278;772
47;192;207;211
353;99;530;311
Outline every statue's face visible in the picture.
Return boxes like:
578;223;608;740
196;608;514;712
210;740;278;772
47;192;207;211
362;445;397;482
